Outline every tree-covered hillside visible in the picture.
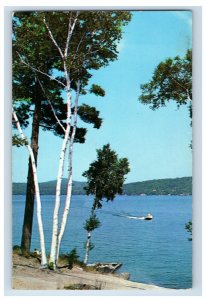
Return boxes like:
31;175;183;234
13;177;192;196
13;179;87;196
123;177;192;195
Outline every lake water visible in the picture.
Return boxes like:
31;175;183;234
13;195;192;289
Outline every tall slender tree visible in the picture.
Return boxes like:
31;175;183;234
12;109;47;267
82;144;130;264
83;212;100;265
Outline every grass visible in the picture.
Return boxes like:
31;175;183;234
64;282;103;290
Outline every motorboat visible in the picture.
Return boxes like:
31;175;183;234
144;213;153;220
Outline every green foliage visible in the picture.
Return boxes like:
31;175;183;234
90;84;105;97
84;213;101;232
13;245;21;250
185;220;192;233
83;213;100;262
63;248;80;269
48;261;55;270
139;49;192;116
12;102;32;128
84;241;95;251
12;134;27;147
64;282;102;290
13;245;22;255
77;104;102;129
88;242;95;251
185;220;192;240
13;11;131;140
83;144;130;209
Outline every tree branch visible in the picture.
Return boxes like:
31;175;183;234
43;16;64;59
56;80;81;260
37;78;66;134
71;80;81;140
70;31;86;66
17;52;66;88
12;109;29;144
64;12;79;58
39;124;54;130
62;12;79;96
169;75;190;96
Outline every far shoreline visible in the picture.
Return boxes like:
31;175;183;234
13;177;192;196
12;193;192;197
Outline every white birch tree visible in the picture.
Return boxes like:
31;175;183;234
12;109;47;267
83;212;100;265
56;81;81;263
82;144;130;264
42;13;81;269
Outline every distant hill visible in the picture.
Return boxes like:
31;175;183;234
13;179;87;196
13;177;192;196
123;177;192;195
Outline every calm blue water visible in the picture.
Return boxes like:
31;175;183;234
13;195;192;289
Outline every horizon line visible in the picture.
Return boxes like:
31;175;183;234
13;175;192;185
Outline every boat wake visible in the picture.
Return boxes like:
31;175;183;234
101;210;153;220
126;216;145;220
114;213;146;220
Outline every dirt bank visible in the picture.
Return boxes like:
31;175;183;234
12;253;166;290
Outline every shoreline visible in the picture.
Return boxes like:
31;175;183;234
12;253;167;291
12;193;192;197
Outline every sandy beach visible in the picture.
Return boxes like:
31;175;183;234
12;253;166;290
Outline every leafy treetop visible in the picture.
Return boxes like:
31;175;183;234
139;49;192;115
13;11;131;143
83;144;130;209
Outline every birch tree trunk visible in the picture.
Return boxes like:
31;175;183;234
49;72;73;270
56;82;80;263
21;96;41;255
13;109;47;267
84;231;91;265
45;13;79;270
49;119;71;269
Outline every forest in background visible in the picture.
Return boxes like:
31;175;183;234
13;176;192;196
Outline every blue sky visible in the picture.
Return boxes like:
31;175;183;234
13;10;192;183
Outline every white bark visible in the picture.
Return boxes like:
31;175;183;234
56;81;80;262
43;14;80;268
48;74;72;268
56;166;73;262
64;12;79;58
84;231;91;265
49;122;70;268
13;109;47;267
48;74;73;268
